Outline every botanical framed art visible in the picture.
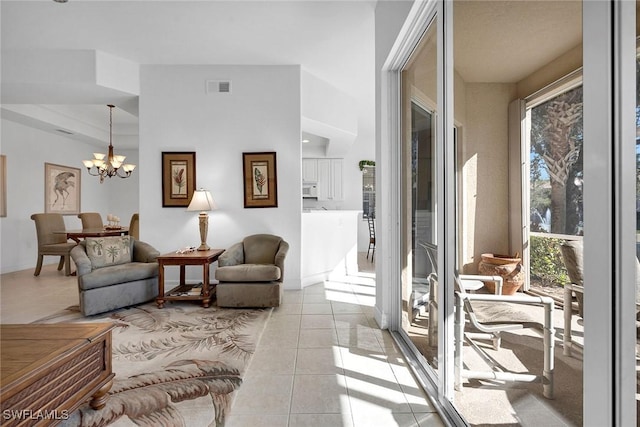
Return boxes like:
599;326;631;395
44;162;81;215
162;152;196;207
243;152;278;208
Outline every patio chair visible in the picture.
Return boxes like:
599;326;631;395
454;275;555;399
418;241;555;399
419;242;492;347
559;240;584;357
560;239;640;357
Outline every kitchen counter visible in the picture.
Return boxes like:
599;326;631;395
301;210;360;287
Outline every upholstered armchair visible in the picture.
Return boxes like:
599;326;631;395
215;234;289;308
70;235;160;316
30;213;76;276
77;212;104;229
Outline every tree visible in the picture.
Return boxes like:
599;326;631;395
530;86;583;234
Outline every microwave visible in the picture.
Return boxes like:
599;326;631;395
302;182;318;198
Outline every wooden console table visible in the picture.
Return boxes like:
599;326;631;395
0;323;114;427
156;248;225;309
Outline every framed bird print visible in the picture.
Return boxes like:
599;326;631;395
44;162;81;215
243;152;278;208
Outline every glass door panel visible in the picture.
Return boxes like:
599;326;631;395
400;20;439;371
452;1;582;424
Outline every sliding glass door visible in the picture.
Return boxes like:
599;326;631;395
384;1;637;424
399;18;440;373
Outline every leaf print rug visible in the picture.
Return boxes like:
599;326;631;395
33;302;272;427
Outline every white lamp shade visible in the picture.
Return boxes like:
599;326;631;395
187;189;217;212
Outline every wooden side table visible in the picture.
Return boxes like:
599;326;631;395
156;249;225;308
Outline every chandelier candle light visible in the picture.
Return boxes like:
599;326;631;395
187;188;217;251
83;105;136;183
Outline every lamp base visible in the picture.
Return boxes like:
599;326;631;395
197;213;210;251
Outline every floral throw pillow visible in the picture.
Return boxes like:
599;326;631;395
85;236;132;269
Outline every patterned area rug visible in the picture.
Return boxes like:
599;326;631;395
33;302;272;427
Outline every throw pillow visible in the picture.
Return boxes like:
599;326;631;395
85;236;132;269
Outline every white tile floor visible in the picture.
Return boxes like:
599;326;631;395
227;275;445;427
0;262;445;427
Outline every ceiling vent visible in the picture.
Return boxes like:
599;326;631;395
206;80;232;94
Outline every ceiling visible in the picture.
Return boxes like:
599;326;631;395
1;1;583;149
454;0;582;83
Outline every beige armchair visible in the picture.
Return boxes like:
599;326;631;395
215;234;289;308
30;213;77;276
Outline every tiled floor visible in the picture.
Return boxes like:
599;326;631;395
0;259;445;427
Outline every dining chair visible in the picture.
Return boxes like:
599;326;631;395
77;212;103;229
367;215;376;261
129;213;139;240
30;213;76;276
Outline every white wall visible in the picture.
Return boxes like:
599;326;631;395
138;64;303;289
0;119;139;273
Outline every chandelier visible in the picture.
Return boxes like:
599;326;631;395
82;104;136;183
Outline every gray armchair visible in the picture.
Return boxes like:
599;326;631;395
71;236;160;316
215;234;289;308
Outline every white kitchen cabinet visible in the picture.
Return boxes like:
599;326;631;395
317;158;343;201
331;158;343;200
302;158;318;182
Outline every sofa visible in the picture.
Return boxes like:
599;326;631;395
70;235;160;316
215;234;289;308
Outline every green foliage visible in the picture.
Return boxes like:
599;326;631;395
530;235;569;287
358;160;375;171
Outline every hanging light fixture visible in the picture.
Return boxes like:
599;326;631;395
82;104;136;183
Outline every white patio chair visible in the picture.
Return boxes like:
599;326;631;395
454;275;555;399
419;242;496;347
418;241;555;399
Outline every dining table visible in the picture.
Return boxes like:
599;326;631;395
57;227;129;243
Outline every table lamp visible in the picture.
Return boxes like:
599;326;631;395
187;188;217;251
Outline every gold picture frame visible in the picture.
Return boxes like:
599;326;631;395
162;152;196;207
243;152;278;208
44;162;81;215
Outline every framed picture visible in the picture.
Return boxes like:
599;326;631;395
162;152;196;207
243;152;278;208
0;155;6;217
44;162;81;215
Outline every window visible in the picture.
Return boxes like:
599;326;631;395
526;82;583;296
362;165;375;218
529;84;584;237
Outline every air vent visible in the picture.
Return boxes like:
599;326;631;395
206;80;232;94
55;129;74;135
